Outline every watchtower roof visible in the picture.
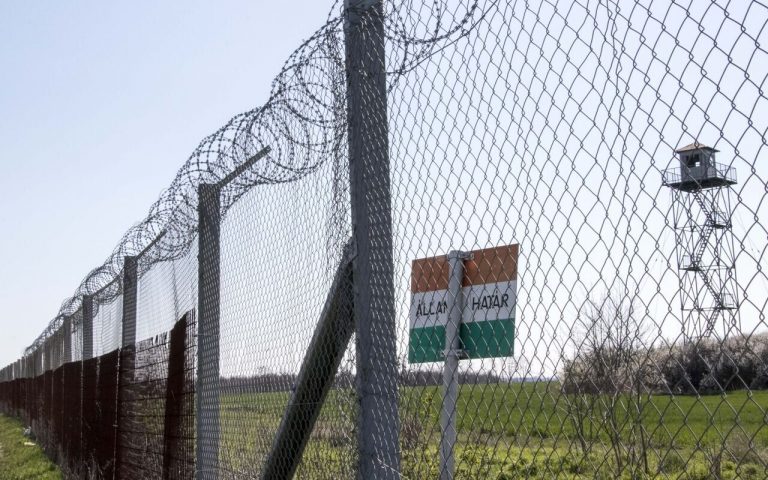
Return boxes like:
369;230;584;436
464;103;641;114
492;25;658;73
675;142;719;154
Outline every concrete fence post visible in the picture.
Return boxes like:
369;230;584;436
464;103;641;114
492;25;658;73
114;255;138;479
344;0;400;477
122;256;138;348
44;337;50;373
63;316;72;365
82;295;94;361
197;183;221;480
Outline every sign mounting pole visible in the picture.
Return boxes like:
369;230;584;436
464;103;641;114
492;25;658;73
441;251;470;480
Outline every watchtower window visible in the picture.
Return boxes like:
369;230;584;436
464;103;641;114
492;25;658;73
686;153;701;168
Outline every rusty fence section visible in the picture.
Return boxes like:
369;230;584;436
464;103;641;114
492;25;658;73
0;316;195;479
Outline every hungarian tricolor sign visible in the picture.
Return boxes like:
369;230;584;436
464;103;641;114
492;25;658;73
409;244;518;363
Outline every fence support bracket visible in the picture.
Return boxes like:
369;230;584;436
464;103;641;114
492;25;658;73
261;245;355;480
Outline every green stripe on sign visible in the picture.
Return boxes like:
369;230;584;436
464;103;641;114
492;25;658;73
461;318;514;359
409;318;514;364
409;325;446;363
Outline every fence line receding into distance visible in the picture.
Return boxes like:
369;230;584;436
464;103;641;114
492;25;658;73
2;0;768;478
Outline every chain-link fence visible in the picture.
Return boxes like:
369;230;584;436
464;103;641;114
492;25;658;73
2;0;768;478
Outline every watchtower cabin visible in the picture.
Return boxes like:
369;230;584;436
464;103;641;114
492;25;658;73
662;142;737;192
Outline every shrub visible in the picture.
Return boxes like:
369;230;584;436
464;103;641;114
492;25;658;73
567;333;768;395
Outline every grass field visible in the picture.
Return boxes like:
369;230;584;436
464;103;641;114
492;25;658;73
0;414;61;480
3;382;766;478
408;382;768;448
218;382;768;479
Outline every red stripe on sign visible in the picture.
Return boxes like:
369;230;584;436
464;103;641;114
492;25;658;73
411;244;519;293
411;256;449;293
464;244;518;286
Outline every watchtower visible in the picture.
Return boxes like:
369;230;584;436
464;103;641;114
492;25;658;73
662;142;739;341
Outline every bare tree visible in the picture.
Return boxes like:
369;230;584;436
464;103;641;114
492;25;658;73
561;290;656;476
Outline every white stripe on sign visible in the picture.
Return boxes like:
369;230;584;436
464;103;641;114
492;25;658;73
410;280;517;329
462;280;517;323
410;289;451;329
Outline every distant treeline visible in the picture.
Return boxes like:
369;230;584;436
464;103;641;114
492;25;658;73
220;369;534;394
220;373;297;393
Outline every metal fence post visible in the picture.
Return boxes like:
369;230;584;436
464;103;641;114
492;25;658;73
197;183;221;479
82;295;94;361
51;331;57;370
63;316;72;365
51;329;61;370
122;256;138;348
344;0;400;477
80;295;92;480
114;255;138;479
58;327;64;367
51;331;58;371
60;327;65;367
43;337;50;373
440;252;469;480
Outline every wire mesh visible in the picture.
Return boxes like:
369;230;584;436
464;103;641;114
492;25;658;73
95;293;124;356
0;0;767;478
384;0;768;478
216;151;355;478
136;239;199;343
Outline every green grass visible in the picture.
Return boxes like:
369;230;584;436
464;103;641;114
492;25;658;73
8;381;761;478
217;382;768;478
0;414;61;480
401;383;768;448
222;382;768;449
2;382;765;478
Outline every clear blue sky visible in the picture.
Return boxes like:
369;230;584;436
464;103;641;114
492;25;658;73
0;1;335;367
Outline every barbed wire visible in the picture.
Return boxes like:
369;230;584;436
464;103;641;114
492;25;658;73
24;0;491;355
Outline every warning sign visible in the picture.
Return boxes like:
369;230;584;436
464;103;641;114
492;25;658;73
409;244;518;363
